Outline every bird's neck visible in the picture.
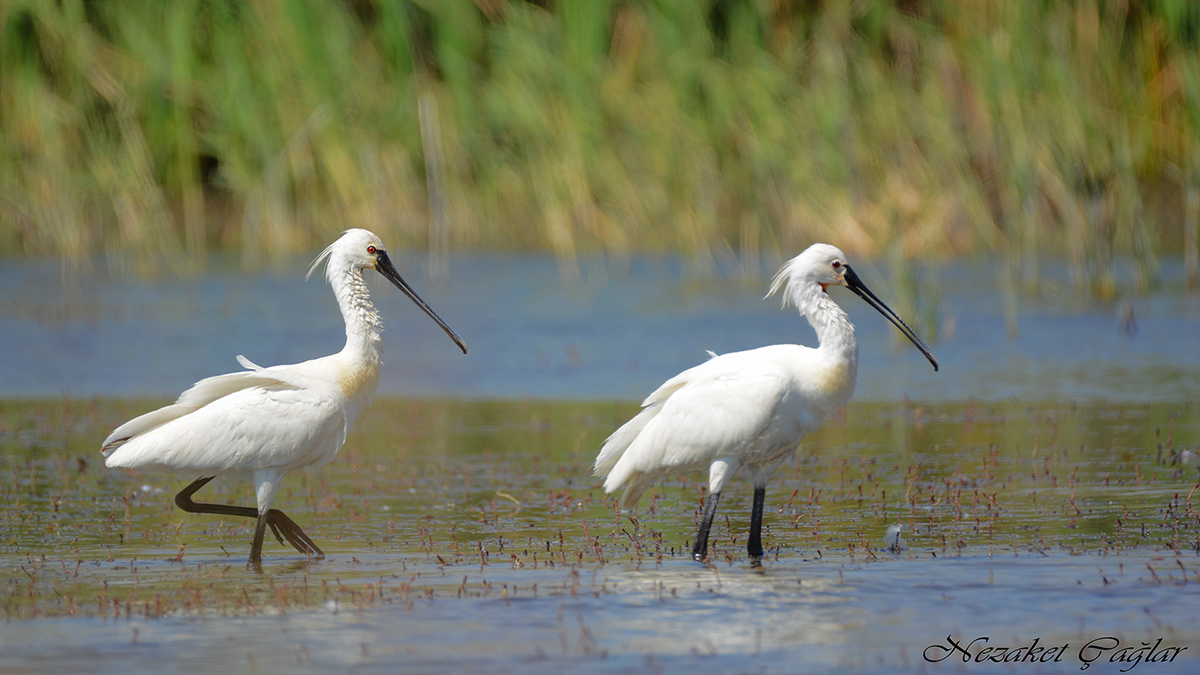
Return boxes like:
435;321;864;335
799;291;859;414
803;290;859;368
334;269;385;368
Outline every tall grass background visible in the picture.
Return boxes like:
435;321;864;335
1;0;1198;294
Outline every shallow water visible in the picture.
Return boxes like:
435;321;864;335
2;397;1198;673
2;253;1199;673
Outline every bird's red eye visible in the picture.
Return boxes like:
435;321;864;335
367;245;376;254
832;261;841;269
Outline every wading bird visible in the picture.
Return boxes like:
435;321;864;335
102;229;467;566
594;243;937;566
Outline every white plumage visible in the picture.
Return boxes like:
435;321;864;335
595;243;937;565
105;359;345;474
102;229;466;565
596;345;834;507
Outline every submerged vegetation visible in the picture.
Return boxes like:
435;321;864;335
2;396;1198;618
1;0;1199;292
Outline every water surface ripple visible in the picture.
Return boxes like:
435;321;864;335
2;253;1198;402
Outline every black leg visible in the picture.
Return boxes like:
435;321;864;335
176;477;255;518
250;512;269;566
173;477;324;562
692;491;722;562
748;486;766;564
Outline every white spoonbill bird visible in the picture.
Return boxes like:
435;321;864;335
102;229;467;565
594;243;937;565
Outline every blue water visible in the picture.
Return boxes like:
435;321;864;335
1;251;1198;402
1;551;1196;674
4;251;1200;675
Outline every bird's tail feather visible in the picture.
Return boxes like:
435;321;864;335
594;404;659;480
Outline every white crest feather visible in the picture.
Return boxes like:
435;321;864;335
306;240;337;282
766;258;799;309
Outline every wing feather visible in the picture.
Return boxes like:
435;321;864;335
101;371;288;453
101;353;338;455
597;346;824;508
103;383;347;475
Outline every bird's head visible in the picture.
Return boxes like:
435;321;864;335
767;243;850;301
767;242;938;371
306;228;387;276
307;229;468;354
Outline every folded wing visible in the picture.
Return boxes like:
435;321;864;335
102;360;347;476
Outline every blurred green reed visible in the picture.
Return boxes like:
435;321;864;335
1;0;1198;294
